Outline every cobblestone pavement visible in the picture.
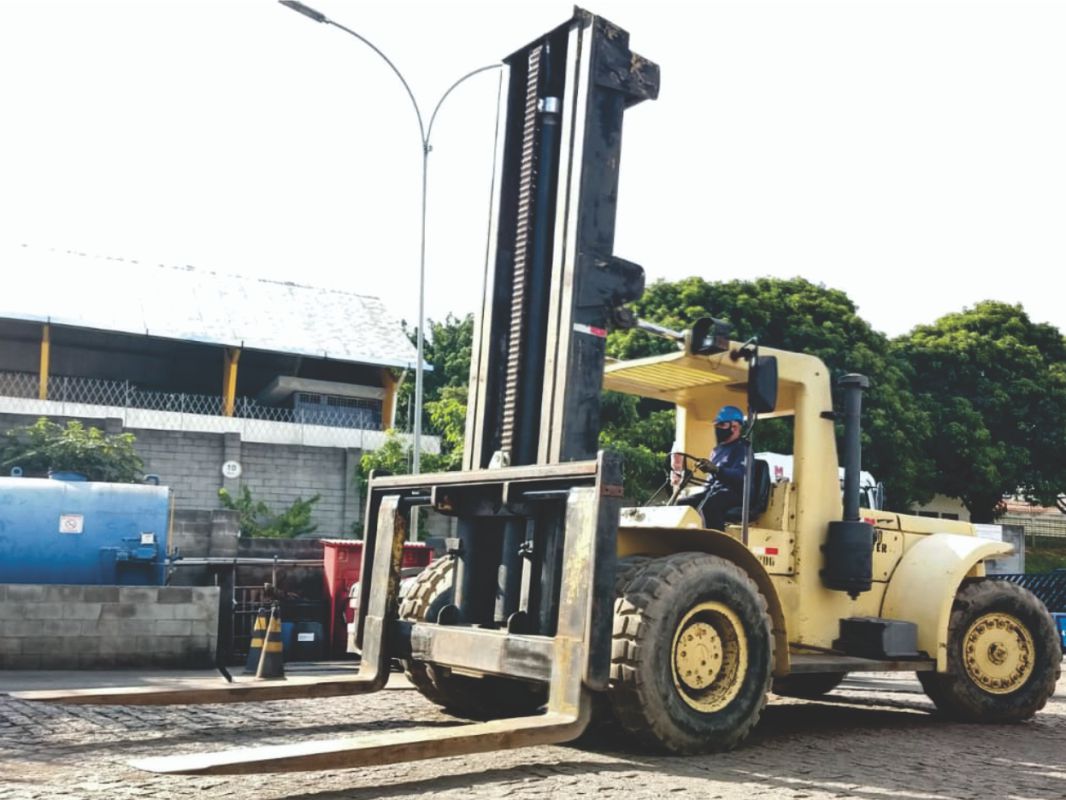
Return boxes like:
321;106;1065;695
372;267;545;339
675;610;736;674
1;672;1064;800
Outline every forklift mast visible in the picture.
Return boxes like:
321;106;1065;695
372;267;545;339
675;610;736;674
465;9;658;471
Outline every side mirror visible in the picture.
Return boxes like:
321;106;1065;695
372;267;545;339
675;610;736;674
748;355;778;414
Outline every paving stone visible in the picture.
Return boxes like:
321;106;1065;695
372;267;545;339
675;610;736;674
0;673;1062;800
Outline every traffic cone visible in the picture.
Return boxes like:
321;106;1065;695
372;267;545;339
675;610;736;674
244;607;268;674
255;604;286;680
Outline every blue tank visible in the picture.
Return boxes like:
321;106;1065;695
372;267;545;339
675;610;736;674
0;477;171;585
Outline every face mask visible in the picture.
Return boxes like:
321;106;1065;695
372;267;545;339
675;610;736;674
715;425;733;444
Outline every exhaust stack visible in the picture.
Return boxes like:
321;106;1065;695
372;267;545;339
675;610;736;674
839;373;869;521
821;373;874;599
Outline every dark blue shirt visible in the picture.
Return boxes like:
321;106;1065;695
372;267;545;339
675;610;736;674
709;439;748;496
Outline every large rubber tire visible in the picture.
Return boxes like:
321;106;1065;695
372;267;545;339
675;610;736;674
609;552;774;753
918;580;1062;722
582;555;655;740
772;672;846;699
398;557;547;720
614;555;652;596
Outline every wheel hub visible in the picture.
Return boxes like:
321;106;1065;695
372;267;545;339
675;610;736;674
962;612;1035;694
671;601;748;713
675;622;724;690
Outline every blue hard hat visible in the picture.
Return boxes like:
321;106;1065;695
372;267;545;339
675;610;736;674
715;405;745;424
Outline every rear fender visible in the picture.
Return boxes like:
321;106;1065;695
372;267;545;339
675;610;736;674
618;526;789;676
880;533;1012;671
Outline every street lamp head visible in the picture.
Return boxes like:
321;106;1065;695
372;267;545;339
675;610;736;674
278;0;330;24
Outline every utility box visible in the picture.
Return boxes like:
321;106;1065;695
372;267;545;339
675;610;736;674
0;476;171;585
836;617;920;659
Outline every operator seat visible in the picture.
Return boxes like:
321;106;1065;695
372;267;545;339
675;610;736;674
724;458;771;523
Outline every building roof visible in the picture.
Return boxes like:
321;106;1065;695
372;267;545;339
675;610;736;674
0;245;423;370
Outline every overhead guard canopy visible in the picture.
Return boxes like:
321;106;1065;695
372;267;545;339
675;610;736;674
603;344;814;420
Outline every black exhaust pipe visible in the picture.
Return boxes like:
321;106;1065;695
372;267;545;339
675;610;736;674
821;373;874;599
839;373;869;521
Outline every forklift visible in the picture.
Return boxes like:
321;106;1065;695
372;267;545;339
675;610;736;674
16;7;1060;775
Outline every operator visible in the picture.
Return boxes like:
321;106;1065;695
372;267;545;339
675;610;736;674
679;405;748;531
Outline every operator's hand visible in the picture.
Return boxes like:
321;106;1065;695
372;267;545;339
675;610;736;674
696;458;718;475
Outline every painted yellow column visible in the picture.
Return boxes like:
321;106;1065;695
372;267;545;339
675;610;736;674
222;347;241;417
38;324;51;400
380;368;397;430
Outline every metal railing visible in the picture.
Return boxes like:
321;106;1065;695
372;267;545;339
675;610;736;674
0;370;438;453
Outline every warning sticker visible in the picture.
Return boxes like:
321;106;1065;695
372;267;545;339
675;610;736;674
750;546;779;556
59;514;84;534
573;322;608;338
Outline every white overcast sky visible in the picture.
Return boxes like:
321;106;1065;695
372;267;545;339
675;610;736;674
1;0;1064;340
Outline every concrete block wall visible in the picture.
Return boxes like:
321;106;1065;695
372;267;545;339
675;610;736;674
170;509;240;558
241;442;354;536
168;509;240;587
136;429;224;509
0;584;220;669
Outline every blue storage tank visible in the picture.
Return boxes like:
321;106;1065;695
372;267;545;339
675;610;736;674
0;477;171;585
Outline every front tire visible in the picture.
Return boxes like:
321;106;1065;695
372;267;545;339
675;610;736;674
609;553;774;753
919;580;1061;722
399;557;547;720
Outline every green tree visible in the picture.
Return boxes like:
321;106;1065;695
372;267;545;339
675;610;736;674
373;314;473;482
218;485;320;538
610;276;936;509
425;384;467;471
354;430;449;536
599;391;675;502
396;314;474;432
0;417;144;483
898;301;1066;522
356;432;450;501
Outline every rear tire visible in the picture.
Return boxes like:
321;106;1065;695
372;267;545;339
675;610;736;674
609;552;774;753
399;557;547;720
919;580;1061;722
772;672;846;699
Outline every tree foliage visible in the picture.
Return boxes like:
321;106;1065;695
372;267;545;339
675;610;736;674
599;391;675;502
396;314;474;433
353;430;449;536
0;417;144;483
357;430;448;499
365;314;472;510
898;301;1066;522
218;485;320;538
425;384;467;472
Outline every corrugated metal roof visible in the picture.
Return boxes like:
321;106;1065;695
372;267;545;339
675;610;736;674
0;245;423;369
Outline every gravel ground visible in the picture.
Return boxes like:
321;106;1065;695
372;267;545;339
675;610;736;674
1;671;1064;800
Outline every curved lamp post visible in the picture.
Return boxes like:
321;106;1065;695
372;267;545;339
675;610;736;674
279;0;501;476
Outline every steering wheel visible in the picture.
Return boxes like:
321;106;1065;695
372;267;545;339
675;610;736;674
667;452;713;503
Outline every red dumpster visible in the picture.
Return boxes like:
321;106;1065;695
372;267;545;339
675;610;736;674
321;539;433;655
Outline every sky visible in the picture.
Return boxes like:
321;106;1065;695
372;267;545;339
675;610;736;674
1;0;1064;341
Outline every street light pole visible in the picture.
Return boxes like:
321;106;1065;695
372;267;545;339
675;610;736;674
279;0;501;477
